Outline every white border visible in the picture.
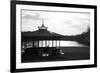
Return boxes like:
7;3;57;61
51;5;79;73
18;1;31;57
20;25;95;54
16;5;95;69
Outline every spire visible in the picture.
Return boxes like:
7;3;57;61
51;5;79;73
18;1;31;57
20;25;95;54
38;19;48;30
42;19;44;27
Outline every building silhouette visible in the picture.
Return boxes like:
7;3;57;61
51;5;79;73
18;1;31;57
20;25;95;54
22;19;64;57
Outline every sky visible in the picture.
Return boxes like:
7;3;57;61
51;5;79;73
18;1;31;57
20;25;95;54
21;10;90;36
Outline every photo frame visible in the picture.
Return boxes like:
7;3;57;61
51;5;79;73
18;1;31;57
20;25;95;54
11;0;97;72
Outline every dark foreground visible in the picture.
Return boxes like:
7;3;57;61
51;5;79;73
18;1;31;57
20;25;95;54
22;47;90;63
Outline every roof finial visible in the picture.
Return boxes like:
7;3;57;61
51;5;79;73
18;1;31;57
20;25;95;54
38;18;48;30
42;18;44;27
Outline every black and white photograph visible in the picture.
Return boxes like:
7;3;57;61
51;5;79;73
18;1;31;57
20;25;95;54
11;1;97;72
21;9;90;63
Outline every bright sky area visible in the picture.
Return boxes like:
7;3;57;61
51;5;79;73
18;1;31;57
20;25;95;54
22;10;90;36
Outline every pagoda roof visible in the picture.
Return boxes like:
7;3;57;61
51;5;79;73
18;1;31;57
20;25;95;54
22;19;64;40
22;29;64;40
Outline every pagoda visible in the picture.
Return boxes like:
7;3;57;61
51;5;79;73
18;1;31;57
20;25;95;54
21;19;64;57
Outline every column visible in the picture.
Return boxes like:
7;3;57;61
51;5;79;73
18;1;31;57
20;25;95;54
56;40;57;47
52;40;53;47
41;40;43;47
45;40;47;47
59;40;60;48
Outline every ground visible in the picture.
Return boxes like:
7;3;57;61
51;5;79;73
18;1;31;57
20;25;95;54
22;47;90;63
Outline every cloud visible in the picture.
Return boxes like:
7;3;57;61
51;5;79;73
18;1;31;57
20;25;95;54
22;13;41;20
21;10;90;35
63;15;90;35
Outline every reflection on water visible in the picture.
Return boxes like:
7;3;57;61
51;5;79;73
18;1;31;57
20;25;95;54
60;41;86;47
22;41;87;49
